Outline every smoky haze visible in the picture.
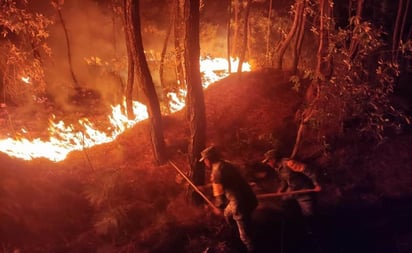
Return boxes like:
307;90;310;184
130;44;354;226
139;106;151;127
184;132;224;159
35;0;228;114
43;0;127;113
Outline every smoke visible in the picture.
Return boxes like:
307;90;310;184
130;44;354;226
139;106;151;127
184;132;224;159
39;0;126;113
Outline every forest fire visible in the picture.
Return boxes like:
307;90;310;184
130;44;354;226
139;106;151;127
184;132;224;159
0;100;148;162
168;57;251;112
0;58;250;162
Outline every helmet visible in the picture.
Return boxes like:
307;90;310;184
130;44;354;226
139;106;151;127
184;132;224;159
199;146;220;162
262;149;278;163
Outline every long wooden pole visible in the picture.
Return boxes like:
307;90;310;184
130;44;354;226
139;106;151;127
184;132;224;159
257;188;318;199
168;160;217;209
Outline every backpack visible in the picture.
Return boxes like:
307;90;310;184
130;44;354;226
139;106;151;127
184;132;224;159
282;159;306;172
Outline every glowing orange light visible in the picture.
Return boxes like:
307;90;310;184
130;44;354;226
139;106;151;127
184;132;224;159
0;57;250;161
167;57;251;112
21;76;30;84
0;99;147;162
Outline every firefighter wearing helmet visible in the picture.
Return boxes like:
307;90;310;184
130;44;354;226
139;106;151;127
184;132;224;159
200;145;258;253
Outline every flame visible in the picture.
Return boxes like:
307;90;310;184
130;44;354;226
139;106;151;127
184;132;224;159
200;57;251;88
0;100;148;162
0;57;250;162
167;57;251;112
21;76;30;84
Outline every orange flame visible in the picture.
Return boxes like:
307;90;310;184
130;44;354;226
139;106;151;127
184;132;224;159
168;57;251;112
21;76;31;84
0;100;147;162
0;57;250;162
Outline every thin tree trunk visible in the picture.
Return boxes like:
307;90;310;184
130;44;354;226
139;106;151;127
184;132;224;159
174;0;186;89
55;4;79;88
227;0;232;73
124;0;166;165
266;0;273;65
395;0;410;60
160;0;174;93
392;0;404;62
348;0;364;60
291;0;306;74
122;4;135;119
184;0;206;204
275;0;303;70
231;0;240;57
315;0;331;77
237;0;252;73
291;0;330;158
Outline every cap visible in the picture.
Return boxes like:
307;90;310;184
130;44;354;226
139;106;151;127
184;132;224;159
199;146;220;162
262;149;277;163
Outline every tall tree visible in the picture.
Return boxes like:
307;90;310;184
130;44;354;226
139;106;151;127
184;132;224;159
231;0;240;57
124;0;166;165
184;0;207;203
227;0;232;73
159;0;174;92
237;0;252;73
52;0;79;88
348;0;364;61
121;1;135;119
392;0;410;61
274;0;305;70
265;0;273;65
174;0;186;89
291;0;306;74
290;0;332;158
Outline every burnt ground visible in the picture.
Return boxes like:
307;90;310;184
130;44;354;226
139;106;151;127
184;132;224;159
1;69;412;253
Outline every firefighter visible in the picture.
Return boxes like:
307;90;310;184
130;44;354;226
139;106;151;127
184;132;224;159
200;145;258;253
261;149;321;219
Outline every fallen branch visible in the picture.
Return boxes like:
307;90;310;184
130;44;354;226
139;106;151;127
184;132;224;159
257;188;319;199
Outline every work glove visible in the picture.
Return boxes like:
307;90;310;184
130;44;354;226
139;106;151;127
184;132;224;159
313;185;322;192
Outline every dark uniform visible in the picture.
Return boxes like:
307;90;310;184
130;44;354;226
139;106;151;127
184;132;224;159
276;158;320;217
262;149;321;217
201;146;258;253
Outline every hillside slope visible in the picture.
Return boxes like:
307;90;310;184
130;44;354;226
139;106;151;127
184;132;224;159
1;69;412;253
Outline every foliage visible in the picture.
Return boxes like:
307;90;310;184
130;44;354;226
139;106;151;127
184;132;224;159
307;19;411;145
0;0;52;105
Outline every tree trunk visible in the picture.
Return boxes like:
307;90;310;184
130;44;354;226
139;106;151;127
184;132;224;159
275;0;303;70
348;0;364;61
124;0;166;165
231;0;240;57
122;3;135;119
396;0;410;61
291;0;306;74
174;0;186;90
393;0;410;61
160;0;174;94
315;0;332;78
227;0;232;73
54;3;79;88
184;0;206;204
237;0;252;73
290;0;331;158
265;0;273;65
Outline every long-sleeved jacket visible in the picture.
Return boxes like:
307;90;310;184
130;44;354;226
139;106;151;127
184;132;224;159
211;160;258;214
276;158;319;193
